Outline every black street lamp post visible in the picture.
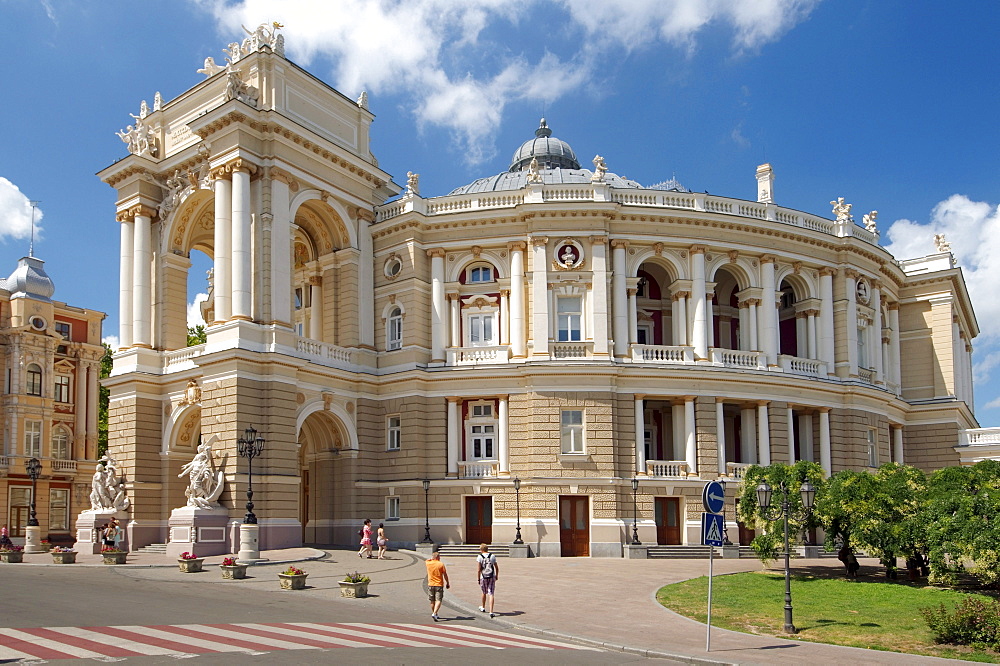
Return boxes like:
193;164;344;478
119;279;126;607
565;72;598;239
513;477;523;544
25;457;42;527
421;479;433;543
756;479;816;634
237;425;265;524
630;476;641;545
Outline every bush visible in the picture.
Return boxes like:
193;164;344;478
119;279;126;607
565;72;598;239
921;597;1000;648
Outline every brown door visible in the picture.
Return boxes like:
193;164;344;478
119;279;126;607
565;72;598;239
465;496;493;544
654;497;682;545
10;507;28;538
559;496;590;556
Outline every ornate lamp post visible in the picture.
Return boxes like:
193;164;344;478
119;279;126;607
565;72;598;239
25;457;42;527
237;425;265;524
421;478;432;543
756;479;816;634
630;477;642;545
513;477;523;544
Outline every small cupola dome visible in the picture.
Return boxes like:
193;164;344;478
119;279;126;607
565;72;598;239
509;119;580;172
2;256;55;302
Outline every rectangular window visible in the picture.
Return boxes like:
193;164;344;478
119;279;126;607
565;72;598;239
386;496;400;520
55;375;71;403
472;404;492;418
49;489;69;531
387;415;401;451
294;288;303;310
26;366;42;396
561;410;585;454
866;429;878;467
387;308;403;350
24;420;42;457
557;297;582;342
55;322;71;340
470;424;495;459
468;313;495;346
468;266;492;283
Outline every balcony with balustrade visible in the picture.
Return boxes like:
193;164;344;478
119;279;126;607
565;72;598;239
446;345;511;366
957;427;1000;464
458;460;500;478
630;345;695;364
778;355;827;377
726;462;751;479
551;341;593;360
645;460;691;478
710;348;767;370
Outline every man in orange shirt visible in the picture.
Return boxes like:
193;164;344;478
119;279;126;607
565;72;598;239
425;550;450;621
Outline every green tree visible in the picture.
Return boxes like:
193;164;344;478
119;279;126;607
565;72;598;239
923;460;1000;585
97;342;113;458
737;461;826;561
187;325;207;346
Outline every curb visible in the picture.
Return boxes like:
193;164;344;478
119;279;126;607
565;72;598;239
4;548;328;569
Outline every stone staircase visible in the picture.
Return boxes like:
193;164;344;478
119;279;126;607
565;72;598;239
647;545;715;559
436;544;511;557
134;543;168;555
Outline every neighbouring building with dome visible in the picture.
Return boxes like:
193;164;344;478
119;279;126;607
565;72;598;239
100;26;986;557
0;255;105;543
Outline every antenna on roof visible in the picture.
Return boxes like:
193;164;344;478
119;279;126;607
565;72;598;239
28;200;40;258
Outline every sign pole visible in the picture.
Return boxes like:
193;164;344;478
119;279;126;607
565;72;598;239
707;541;714;651
701;480;725;653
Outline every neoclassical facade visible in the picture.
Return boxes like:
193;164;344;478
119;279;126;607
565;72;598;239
0;255;105;542
102;28;980;555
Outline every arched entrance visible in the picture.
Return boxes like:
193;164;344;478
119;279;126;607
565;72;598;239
297;410;351;544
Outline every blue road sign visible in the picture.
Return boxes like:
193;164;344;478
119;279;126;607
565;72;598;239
702;512;725;547
702;481;725;514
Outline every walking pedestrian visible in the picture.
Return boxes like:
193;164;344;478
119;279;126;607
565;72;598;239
425;550;450;621
476;543;499;618
101;522;115;549
376;522;387;559
110;518;123;550
358;518;372;558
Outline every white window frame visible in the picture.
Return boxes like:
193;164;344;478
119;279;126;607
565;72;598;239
466;401;497;460
561;409;585;454
387;306;403;350
24;420;42;457
557;296;583;342
51;426;70;460
866;428;878;468
55;321;71;340
54;374;71;403
386;496;400;520
386;415;401;451
466;263;494;284
465;311;497;347
49;488;70;531
26;364;42;396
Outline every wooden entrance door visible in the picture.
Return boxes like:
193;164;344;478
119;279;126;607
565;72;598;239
10;506;28;538
559;496;589;556
465;496;492;544
654;497;682;545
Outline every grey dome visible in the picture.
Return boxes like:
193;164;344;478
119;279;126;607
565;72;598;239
509;119;580;171
2;256;55;301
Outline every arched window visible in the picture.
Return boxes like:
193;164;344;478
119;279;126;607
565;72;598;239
466;263;494;284
387;307;403;350
52;427;70;459
26;364;42;396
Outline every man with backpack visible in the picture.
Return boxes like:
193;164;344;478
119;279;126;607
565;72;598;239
476;543;499;618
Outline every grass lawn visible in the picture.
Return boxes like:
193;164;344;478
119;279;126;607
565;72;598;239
657;571;1000;663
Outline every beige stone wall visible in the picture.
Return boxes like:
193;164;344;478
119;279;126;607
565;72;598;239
904;422;961;472
108;392;164;522
695;397;718;478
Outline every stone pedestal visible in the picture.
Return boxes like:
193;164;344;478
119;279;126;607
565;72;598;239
23;525;45;554
623;544;648;559
719;545;741;559
165;506;230;559
73;510;129;554
415;542;436;558
237;523;262;562
796;545;824;559
508;543;531;558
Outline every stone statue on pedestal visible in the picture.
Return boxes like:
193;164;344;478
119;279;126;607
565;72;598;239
179;441;225;510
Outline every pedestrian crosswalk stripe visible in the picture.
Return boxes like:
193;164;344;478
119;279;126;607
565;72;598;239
0;622;591;659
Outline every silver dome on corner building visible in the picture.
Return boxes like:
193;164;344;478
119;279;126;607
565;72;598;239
509;118;580;171
2;256;55;302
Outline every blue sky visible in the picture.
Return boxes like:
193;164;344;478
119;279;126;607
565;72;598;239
1;0;999;425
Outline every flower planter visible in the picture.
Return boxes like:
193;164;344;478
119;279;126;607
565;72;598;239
0;551;24;563
178;557;205;573
220;564;249;579
339;580;369;598
102;552;128;565
51;551;77;564
278;573;308;590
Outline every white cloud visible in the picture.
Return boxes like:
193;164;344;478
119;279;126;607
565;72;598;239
197;0;818;163
102;335;120;350
985;395;1000;410
0;177;41;243
731;121;750;148
188;293;209;328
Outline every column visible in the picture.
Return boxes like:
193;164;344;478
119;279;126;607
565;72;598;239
634;396;646;474
269;177;291;327
132;210;152;347
748;300;759;350
86;361;99;461
795;313;807;356
213;174;232;323
845;270;858;376
819;267;835;373
446;398;460;476
738;301;750;349
499;289;509;345
428;249;446;362
672;291;689;345
716;399;726;475
627;288;638;345
448;293;460;348
509;242;526;357
672;403;684;459
888;304;901;389
230;166;252;320
357;210;375;348
966;342;975;407
741;406;757;464
786;405;796;464
590;236;609;355
611;240;628;357
798;413;814;462
761;255;778;364
499;397;509;474
118;217;133;347
690;246;708;360
531;237;549;357
806;310;818;358
819;408;832;475
309;276;322;340
684;397;697;475
706;294;715;348
872;282;883;382
74;361;87;459
892;425;904;464
757;401;771;466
